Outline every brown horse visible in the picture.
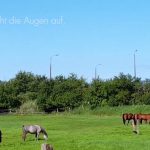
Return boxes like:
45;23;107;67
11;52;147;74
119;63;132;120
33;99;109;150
122;113;140;134
122;113;134;125
134;114;150;125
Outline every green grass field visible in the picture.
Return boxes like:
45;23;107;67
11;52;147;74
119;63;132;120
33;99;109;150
0;113;150;150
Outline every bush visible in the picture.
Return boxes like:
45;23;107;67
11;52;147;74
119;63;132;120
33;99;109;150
18;101;39;114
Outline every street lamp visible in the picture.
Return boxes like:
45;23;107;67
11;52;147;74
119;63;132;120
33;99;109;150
50;54;59;80
95;64;101;80
134;50;138;78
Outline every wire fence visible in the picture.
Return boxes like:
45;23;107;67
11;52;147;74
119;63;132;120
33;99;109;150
0;107;70;115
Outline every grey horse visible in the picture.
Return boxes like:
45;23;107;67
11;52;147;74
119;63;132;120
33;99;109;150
22;125;48;141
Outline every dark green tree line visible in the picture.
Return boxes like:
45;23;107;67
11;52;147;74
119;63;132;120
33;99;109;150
0;71;150;112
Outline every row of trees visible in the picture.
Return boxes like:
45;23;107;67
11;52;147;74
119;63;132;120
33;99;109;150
0;71;150;112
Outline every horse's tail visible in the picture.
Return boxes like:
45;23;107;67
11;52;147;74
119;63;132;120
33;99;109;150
122;114;126;125
41;127;48;139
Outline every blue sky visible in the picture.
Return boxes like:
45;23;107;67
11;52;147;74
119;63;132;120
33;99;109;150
0;0;150;81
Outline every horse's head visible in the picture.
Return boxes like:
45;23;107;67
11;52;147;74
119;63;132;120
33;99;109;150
43;134;48;140
122;113;128;124
41;127;48;140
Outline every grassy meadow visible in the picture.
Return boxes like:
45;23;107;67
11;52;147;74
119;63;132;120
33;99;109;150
1;110;150;150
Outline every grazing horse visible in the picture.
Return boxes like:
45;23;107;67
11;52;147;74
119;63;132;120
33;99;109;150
122;113;139;134
134;114;150;125
122;113;134;125
22;125;48;141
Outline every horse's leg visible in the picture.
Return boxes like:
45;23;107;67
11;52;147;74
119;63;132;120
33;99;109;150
127;120;130;125
36;132;40;141
132;119;139;134
35;133;37;141
136;119;140;134
131;119;136;132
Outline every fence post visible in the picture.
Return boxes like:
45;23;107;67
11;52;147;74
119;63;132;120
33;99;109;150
41;143;53;150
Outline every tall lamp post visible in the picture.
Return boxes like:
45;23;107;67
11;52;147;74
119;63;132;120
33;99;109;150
134;50;138;78
50;54;59;80
95;64;101;80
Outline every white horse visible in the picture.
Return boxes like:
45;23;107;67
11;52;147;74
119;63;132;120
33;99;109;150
22;125;48;141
